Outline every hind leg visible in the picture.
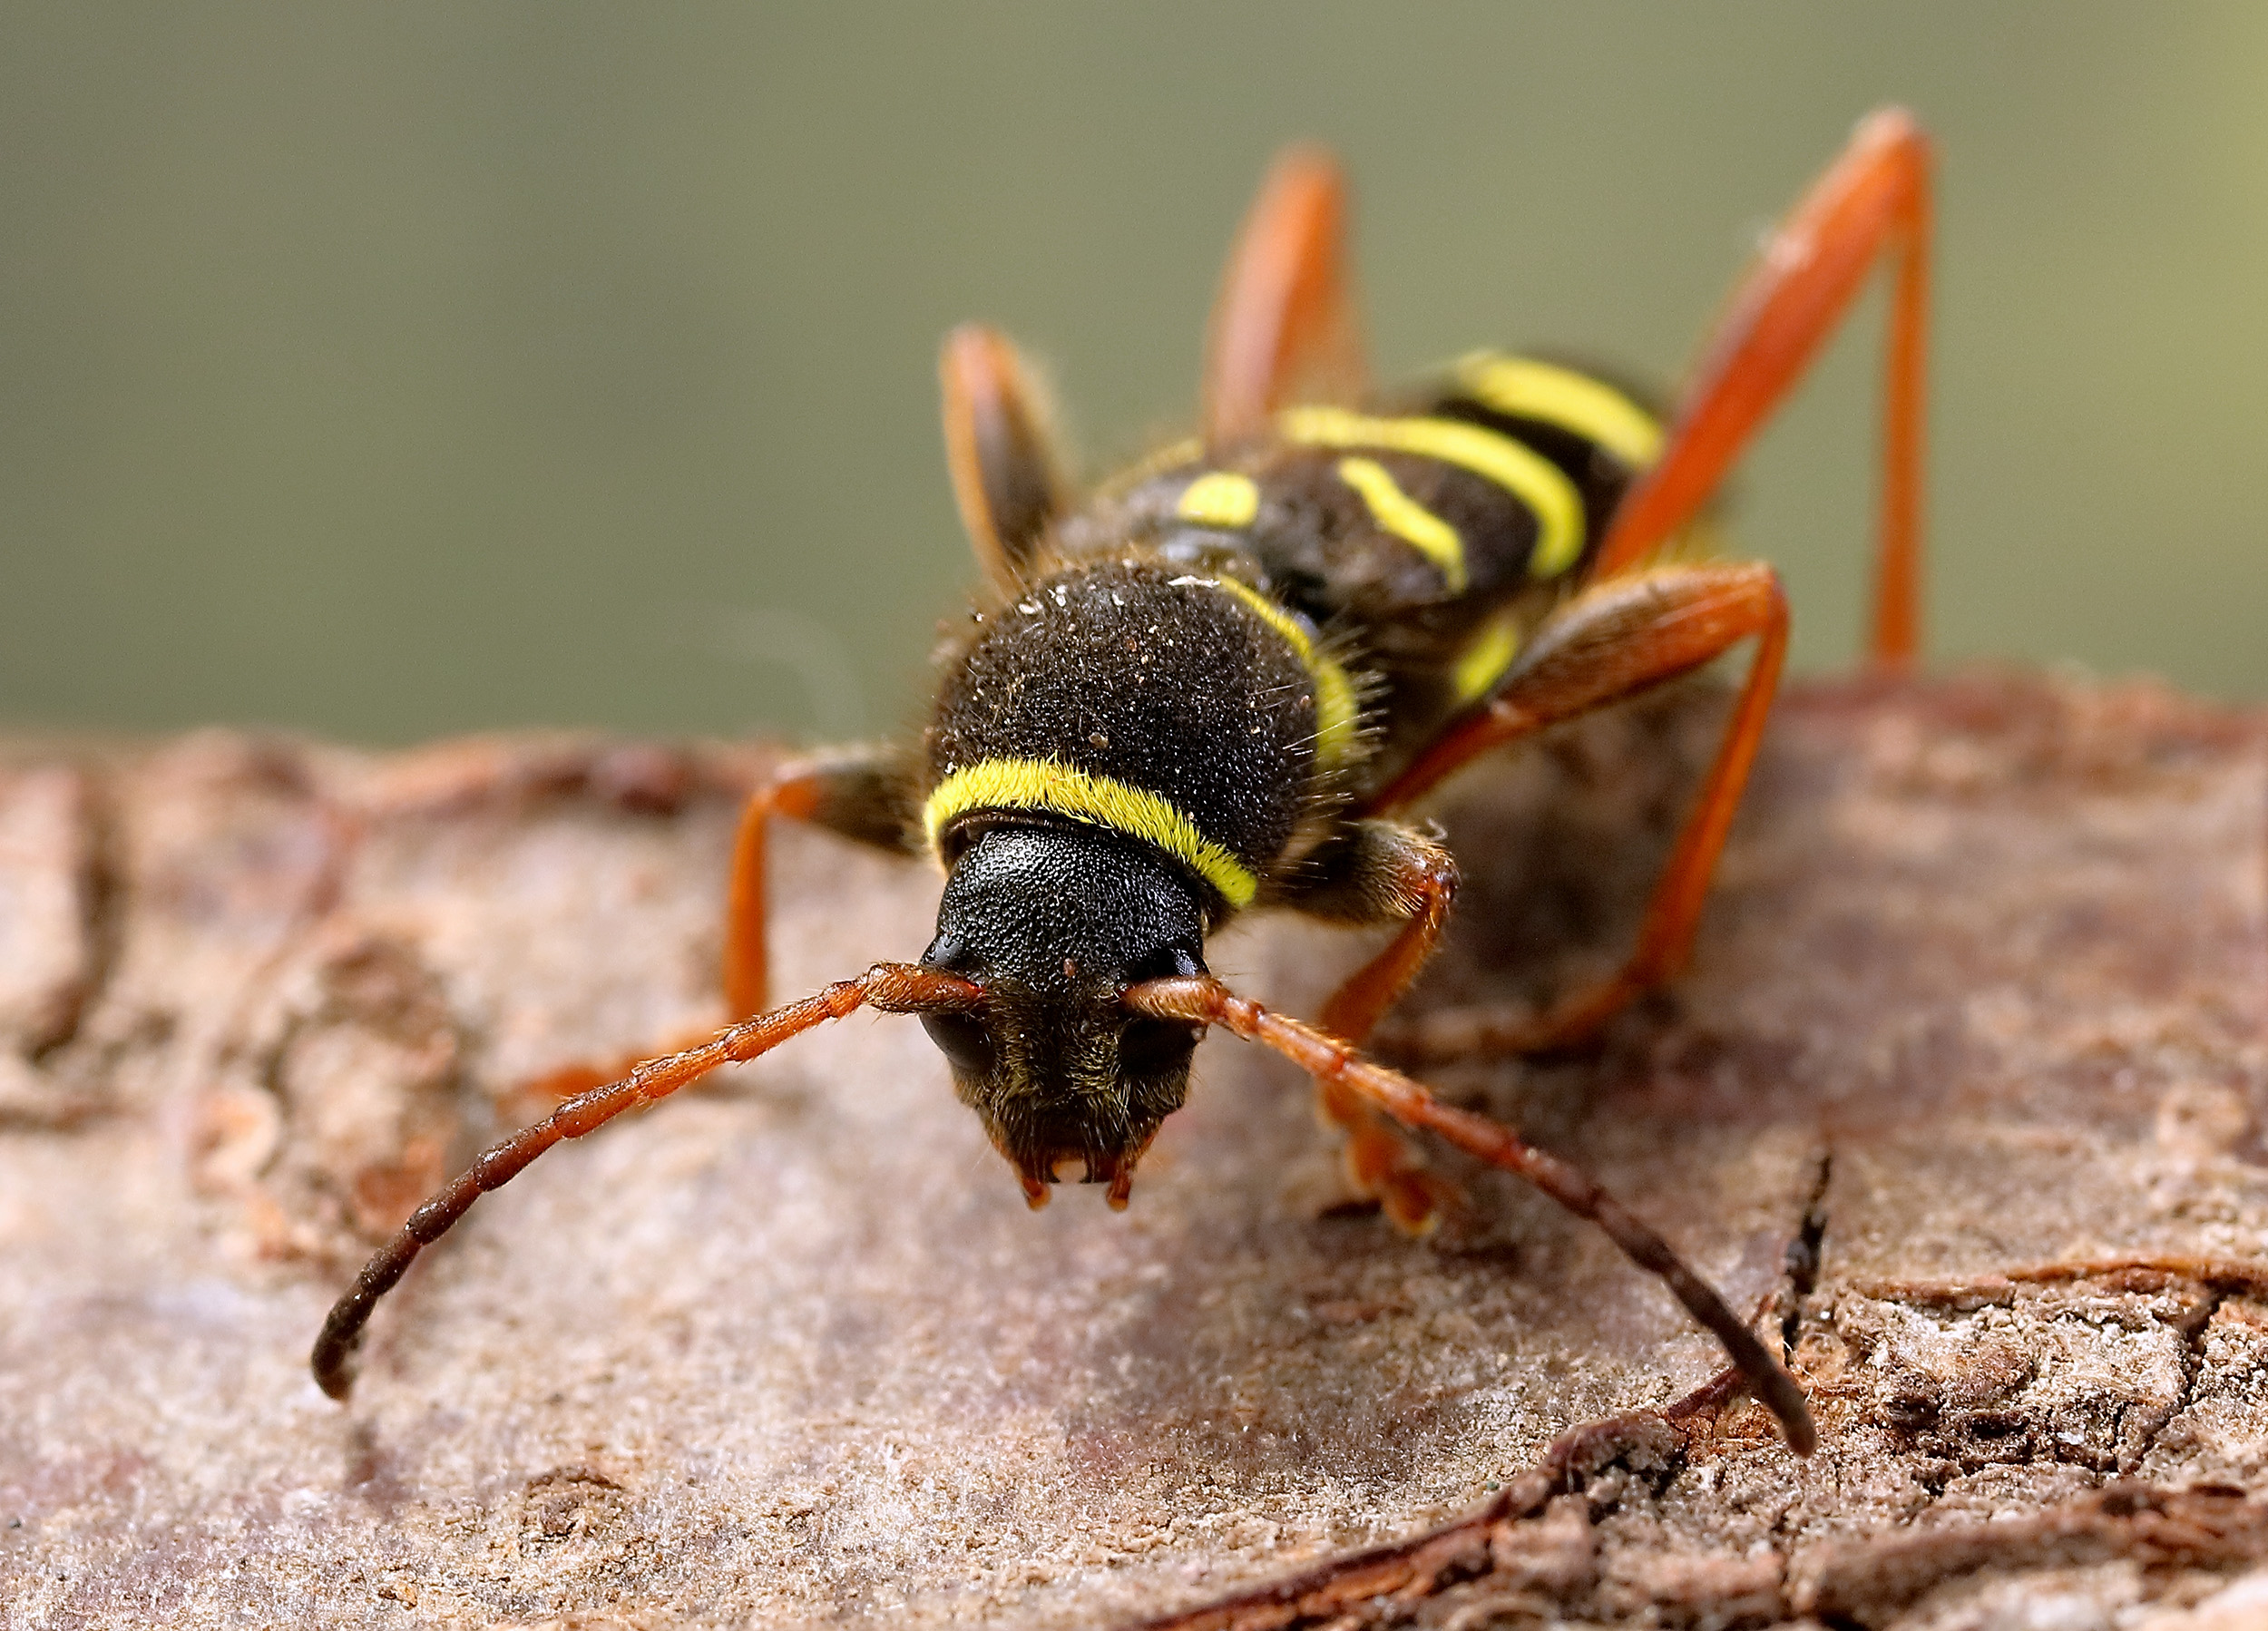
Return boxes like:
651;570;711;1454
1595;107;1931;668
1348;111;1929;1066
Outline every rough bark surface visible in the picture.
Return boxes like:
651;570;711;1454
2;671;2264;1629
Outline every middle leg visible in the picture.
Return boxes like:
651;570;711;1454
1367;561;1789;1062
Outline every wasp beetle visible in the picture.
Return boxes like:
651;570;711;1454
315;109;1937;1458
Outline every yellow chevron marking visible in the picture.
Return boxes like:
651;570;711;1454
1208;577;1359;768
1174;471;1261;530
1451;613;1522;705
1455;352;1664;469
1334;456;1466;593
1278;405;1585;580
924;757;1257;908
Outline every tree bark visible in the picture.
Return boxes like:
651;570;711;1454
3;671;2264;1628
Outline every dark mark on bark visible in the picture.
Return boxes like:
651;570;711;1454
1781;1147;1832;1362
26;763;124;1067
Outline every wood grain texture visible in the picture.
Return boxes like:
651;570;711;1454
2;671;2263;1628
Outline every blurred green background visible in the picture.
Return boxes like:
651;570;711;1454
3;3;2263;746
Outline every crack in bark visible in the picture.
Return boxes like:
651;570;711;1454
1128;1146;1842;1630
1119;1407;1682;1631
1791;1483;2268;1623
1848;1257;2268;1306
2138;1284;2226;1470
1126;1235;2268;1628
24;762;124;1067
0;763;124;1128
1781;1147;1833;1362
1837;1259;2261;1493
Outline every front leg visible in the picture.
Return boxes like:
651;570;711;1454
526;743;918;1104
724;744;920;1019
1276;819;1459;1232
1292;820;1461;1045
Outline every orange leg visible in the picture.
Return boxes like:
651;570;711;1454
1286;821;1461;1231
1315;834;1460;1046
346;738;752;1107
721;770;823;1020
1594;107;1931;670
1372;562;1789;1060
1126;973;1815;1454
522;751;913;1105
940;324;1070;591
1202;145;1370;447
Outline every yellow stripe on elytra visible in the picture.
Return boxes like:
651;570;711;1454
1454;353;1664;469
1334;456;1466;593
924;758;1258;909
1277;405;1586;581
1451;614;1522;705
1175;471;1261;530
1207;577;1359;769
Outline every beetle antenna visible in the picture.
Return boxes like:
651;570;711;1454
310;962;982;1401
1123;974;1817;1455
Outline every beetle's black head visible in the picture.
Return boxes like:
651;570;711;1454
920;821;1208;1208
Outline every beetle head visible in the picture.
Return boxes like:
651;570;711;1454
920;822;1207;1207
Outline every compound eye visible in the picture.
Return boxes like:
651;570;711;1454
920;1011;998;1079
1119;1018;1200;1079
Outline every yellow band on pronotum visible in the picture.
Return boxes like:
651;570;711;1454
924;758;1259;908
1279;405;1586;580
1207;577;1360;768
